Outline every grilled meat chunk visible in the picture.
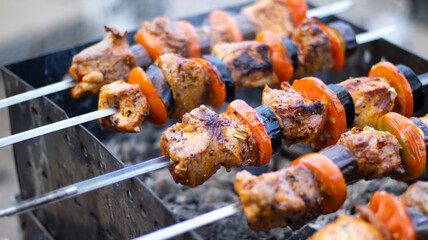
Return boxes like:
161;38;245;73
401;181;428;216
205;12;241;46
339;77;397;127
337;126;403;180
292;17;335;77
262;83;327;146
155;53;210;119
241;0;294;38
69;26;137;98
160;106;258;187
212;41;278;90
136;17;189;58
98;80;149;133
308;215;386;240
235;164;323;231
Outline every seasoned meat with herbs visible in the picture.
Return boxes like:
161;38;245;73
136;17;189;58
241;0;294;38
234;164;323;231
69;26;136;98
98;80;149;133
155;53;210;119
212;41;278;90
339;77;397;127
292;17;335;77
262;83;327;145
308;215;386;240
401;181;428;216
160;106;258;187
337;126;403;180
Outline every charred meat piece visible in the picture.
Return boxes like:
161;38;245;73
98;80;149;133
69;26;137;98
337;126;403;180
262;83;327;146
136;16;189;58
155;53;210;119
241;0;294;38
339;77;397;128
401;181;428;216
212;41;278;90
308;215;386;240
292;18;335;77
160;106;258;187
234;164;323;231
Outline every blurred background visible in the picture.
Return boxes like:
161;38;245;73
0;0;427;239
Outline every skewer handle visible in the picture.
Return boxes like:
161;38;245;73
133;202;242;240
0;108;116;148
0;155;170;217
307;0;353;19
0;78;75;109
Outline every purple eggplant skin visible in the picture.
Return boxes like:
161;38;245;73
319;144;359;184
406;207;428;240
130;44;153;69
255;104;282;155
411;118;428;149
328;84;355;127
234;13;256;41
281;37;299;71
397;64;425;112
327;21;357;56
196;28;212;55
203;55;235;102
145;64;175;113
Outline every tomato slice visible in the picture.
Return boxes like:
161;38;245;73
292;77;347;149
209;10;243;42
227;100;272;166
128;67;168;126
194;58;226;109
284;0;308;26
256;31;294;83
290;153;346;214
369;191;416;240
134;28;163;61
368;62;414;118
174;20;201;58
318;23;345;72
376;112;426;180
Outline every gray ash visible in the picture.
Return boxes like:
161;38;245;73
103;119;408;240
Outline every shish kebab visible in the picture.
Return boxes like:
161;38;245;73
0;0;360;108
139;175;428;240
0;61;426;216
135;111;428;240
0;19;399;147
308;181;428;240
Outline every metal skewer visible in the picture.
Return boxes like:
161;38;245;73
0;108;117;148
356;25;396;44
0;26;396;149
0;155;170;217
0;1;352;110
0;74;426;218
134;203;242;240
0;78;76;109
307;0;352;19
